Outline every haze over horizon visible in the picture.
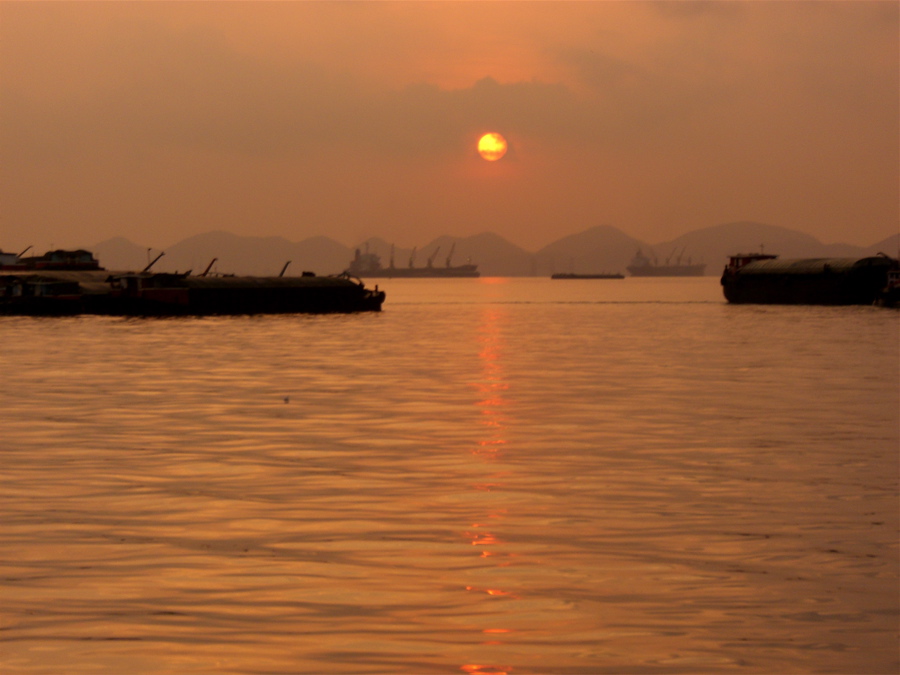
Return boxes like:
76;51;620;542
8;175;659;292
2;2;897;254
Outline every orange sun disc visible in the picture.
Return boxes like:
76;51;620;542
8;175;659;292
478;132;508;161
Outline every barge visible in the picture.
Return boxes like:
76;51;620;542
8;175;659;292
0;249;385;315
720;252;897;305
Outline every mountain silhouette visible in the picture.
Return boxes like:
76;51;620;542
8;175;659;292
92;223;897;277
534;225;647;276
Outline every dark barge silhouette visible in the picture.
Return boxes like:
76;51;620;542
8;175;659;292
720;252;898;305
0;249;385;315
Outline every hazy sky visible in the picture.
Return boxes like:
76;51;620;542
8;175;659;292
2;1;897;253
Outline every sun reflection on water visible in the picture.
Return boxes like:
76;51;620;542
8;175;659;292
472;307;509;460
460;307;517;672
461;664;512;675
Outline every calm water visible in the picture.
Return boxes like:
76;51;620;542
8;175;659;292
1;278;897;674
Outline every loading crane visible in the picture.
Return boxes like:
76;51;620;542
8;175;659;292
200;258;217;277
142;251;165;273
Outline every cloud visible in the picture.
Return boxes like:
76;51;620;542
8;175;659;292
2;14;585;164
0;1;896;250
4;2;895;163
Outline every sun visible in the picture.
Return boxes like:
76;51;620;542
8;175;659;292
477;132;508;161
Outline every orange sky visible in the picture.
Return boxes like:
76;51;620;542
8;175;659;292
1;1;897;252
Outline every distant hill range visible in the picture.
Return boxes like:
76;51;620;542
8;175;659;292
92;222;899;277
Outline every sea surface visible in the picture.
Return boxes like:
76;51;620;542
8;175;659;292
1;277;897;675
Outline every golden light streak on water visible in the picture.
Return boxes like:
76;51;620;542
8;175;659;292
0;278;897;674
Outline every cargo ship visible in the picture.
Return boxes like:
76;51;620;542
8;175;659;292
626;248;706;277
720;252;897;305
0;248;385;315
347;244;479;278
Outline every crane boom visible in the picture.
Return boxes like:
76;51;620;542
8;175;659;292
142;251;165;272
200;258;217;277
446;242;456;267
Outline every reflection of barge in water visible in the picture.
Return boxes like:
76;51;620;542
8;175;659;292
0;249;385;315
720;252;898;305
